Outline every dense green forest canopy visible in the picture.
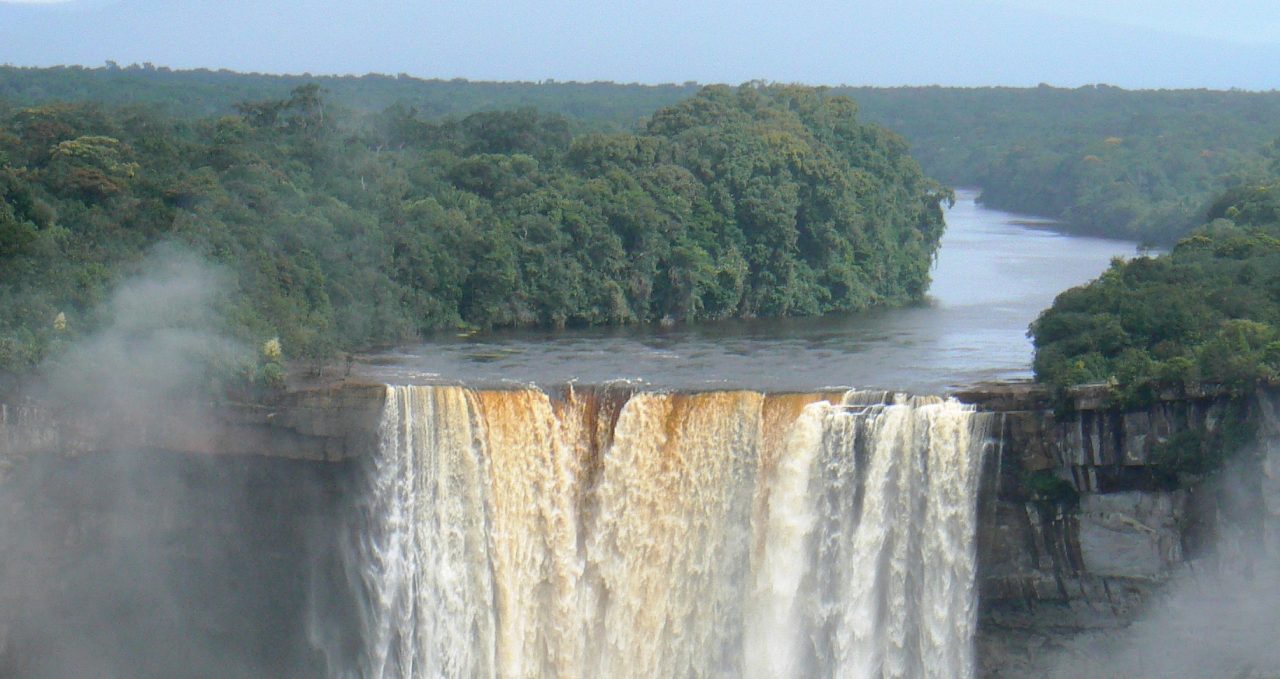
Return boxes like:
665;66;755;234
0;81;947;383
7;64;1279;394
6;66;1280;245
847;85;1280;245
1031;167;1280;400
0;64;695;131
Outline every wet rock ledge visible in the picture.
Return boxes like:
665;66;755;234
0;381;386;463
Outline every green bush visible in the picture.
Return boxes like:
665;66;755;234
1024;470;1079;504
1151;430;1215;478
258;362;286;390
1150;401;1256;484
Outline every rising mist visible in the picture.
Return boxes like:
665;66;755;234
0;246;345;677
1038;396;1280;679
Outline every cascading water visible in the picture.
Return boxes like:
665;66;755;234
338;384;992;679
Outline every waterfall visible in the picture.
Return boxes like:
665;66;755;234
339;385;991;679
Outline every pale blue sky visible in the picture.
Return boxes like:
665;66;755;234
1;0;1277;89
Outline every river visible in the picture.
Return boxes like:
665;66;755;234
356;190;1140;393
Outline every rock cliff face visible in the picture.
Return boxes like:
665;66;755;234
0;384;380;677
957;382;1280;677
1;381;1274;676
0;382;384;462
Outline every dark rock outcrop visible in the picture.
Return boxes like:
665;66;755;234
957;382;1279;676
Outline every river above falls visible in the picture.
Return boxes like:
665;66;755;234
355;189;1141;393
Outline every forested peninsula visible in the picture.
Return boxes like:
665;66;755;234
1023;171;1280;480
1032;173;1280;396
6;64;1280;401
0;80;947;378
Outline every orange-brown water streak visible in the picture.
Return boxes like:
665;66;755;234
347;384;992;679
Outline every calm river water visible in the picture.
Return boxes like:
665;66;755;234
357;190;1140;393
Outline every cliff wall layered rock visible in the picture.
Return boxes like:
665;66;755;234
957;382;1280;676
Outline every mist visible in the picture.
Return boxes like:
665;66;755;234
0;246;343;677
37;244;243;425
1040;394;1280;678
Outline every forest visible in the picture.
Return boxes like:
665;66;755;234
1027;171;1280;477
7;66;1280;245
1031;169;1280;398
5;65;1280;395
0;65;695;130
0;79;947;383
848;86;1280;245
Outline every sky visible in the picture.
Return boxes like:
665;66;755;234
0;0;1277;89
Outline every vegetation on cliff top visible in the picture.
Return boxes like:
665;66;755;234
1031;168;1280;402
0;82;947;380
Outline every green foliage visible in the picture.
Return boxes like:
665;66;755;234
257;362;287;391
1031;177;1280;401
1150;401;1257;483
0;82;945;378
9;66;1280;245
1151;430;1217;478
255;337;287;390
1024;470;1079;504
843;84;1280;245
0;65;699;131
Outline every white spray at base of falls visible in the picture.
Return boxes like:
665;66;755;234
342;385;992;679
